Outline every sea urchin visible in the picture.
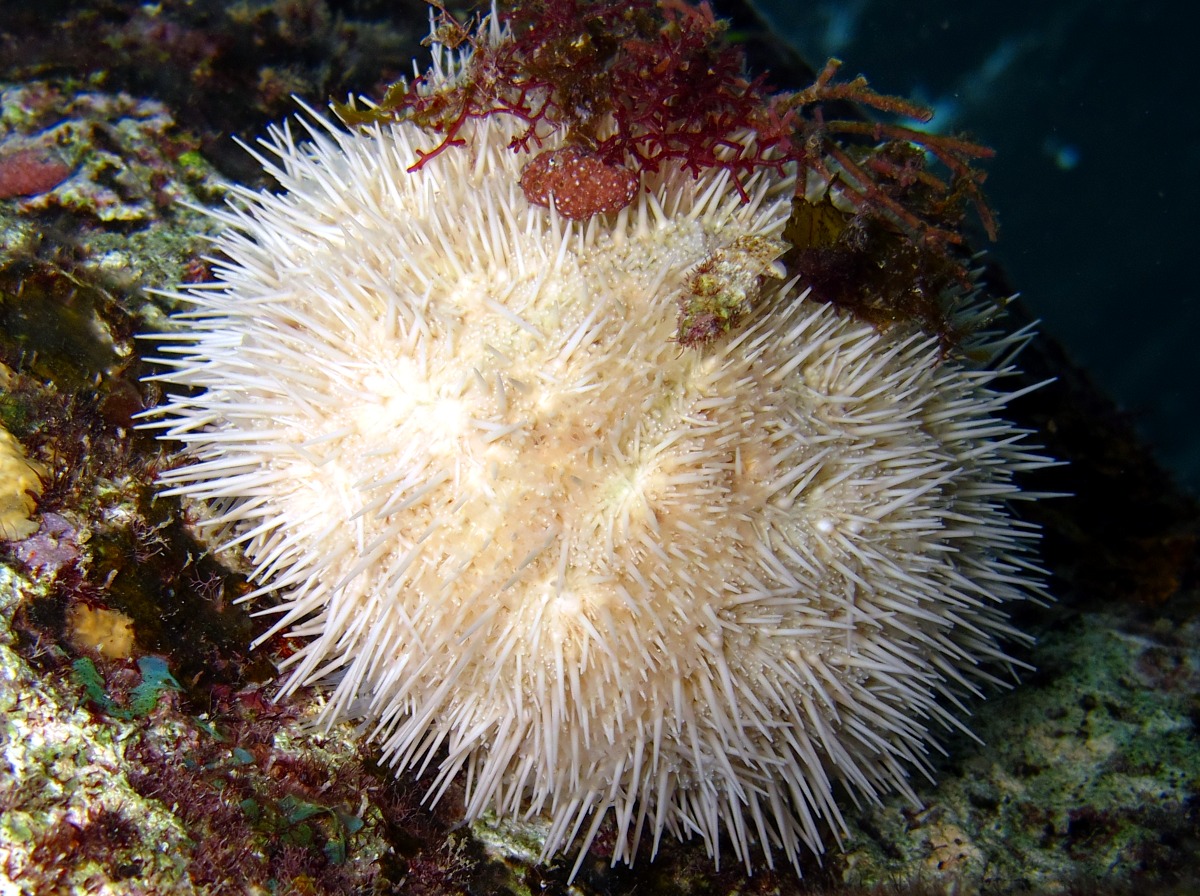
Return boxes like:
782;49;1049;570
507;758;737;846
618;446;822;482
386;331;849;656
143;6;1051;879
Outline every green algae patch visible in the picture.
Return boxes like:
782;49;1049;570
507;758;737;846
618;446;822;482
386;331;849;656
71;655;180;720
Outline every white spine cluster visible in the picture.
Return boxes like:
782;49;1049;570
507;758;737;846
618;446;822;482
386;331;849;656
143;27;1051;878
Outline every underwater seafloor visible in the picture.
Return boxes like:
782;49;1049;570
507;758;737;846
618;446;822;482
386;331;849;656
0;1;1196;894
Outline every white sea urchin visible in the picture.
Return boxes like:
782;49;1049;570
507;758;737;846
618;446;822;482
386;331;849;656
143;13;1051;878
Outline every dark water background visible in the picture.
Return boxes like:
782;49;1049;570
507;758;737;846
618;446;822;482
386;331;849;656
756;0;1198;496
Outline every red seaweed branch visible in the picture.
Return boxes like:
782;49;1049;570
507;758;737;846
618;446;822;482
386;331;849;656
780;58;996;245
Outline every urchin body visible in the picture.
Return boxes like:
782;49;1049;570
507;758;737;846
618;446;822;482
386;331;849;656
146;50;1048;875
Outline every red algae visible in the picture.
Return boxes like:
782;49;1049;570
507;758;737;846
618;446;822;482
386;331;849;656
0;147;72;199
519;146;639;218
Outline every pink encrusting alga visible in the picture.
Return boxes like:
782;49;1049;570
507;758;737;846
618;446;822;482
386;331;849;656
519;146;640;219
0;146;72;199
143;0;1052;880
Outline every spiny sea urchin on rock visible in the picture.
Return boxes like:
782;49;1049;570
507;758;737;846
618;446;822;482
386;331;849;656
142;6;1052;879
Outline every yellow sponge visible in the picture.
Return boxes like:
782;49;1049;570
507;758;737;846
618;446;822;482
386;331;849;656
0;424;46;541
